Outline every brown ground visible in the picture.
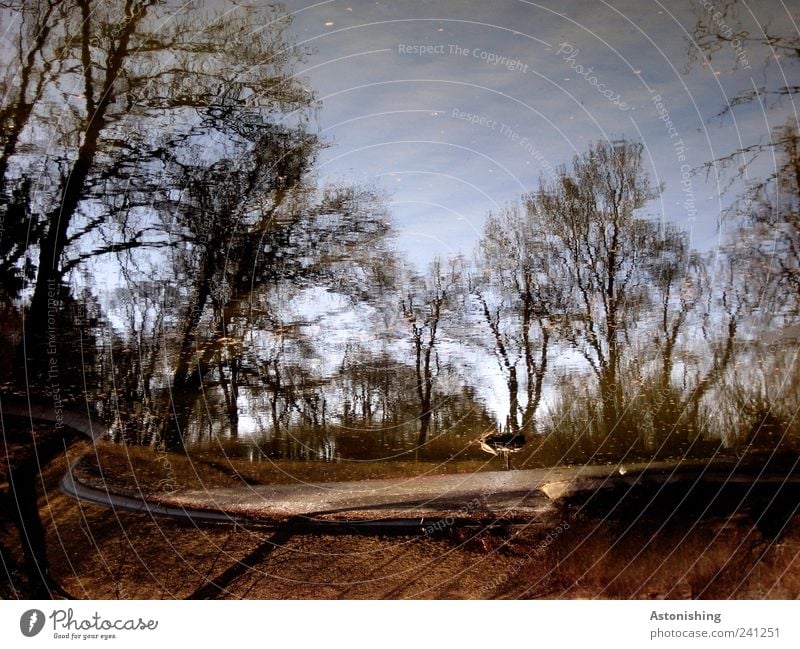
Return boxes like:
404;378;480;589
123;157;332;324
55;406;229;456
3;422;800;599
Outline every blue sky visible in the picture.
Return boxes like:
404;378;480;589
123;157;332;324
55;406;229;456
276;0;797;266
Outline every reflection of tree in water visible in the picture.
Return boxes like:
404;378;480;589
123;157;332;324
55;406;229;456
174;343;496;463
0;0;798;478
0;1;310;384
1;0;799;604
0;0;377;596
399;257;472;446
0;0;395;451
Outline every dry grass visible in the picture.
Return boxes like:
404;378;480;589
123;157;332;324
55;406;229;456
43;463;800;599
5;420;800;599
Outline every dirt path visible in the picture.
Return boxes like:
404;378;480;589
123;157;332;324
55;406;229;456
5;399;800;599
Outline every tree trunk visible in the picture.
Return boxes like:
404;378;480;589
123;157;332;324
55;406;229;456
418;408;432;446
600;366;619;438
507;365;520;433
21;4;149;387
522;323;549;434
6;425;79;598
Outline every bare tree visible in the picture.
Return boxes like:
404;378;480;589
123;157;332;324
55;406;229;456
528;140;662;436
683;3;798;449
0;0;313;385
634;224;705;442
400;258;460;444
155;160;391;450
729;126;800;322
155;127;314;449
471;205;557;435
678;249;748;442
0;0;71;299
687;0;798;119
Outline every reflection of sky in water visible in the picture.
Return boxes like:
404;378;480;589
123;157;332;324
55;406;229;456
281;0;791;266
29;0;792;450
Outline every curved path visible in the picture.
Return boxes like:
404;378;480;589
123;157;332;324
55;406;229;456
5;397;791;534
2;399;108;442
0;397;574;530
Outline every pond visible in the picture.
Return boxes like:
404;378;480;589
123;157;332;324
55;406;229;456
1;0;797;486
